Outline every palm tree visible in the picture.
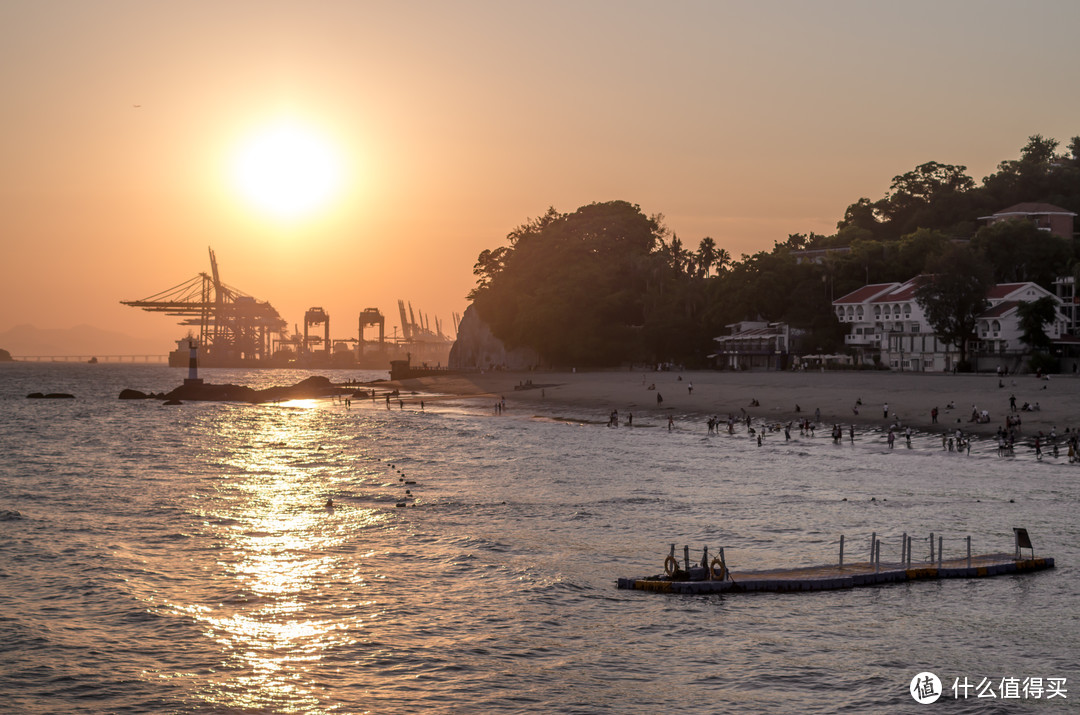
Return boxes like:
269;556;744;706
696;236;718;278
715;247;732;274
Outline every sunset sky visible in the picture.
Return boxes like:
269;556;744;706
2;1;1079;351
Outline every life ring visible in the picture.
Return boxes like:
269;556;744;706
664;555;680;577
709;556;727;581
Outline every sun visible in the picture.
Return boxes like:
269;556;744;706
230;120;345;221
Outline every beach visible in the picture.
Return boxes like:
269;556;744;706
388;368;1078;438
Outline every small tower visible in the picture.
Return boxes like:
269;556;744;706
184;339;203;386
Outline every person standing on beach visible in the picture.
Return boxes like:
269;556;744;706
931;406;938;424
883;403;889;419
688;382;693;395
657;393;663;405
668;415;674;431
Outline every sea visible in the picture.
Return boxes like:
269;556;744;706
1;363;1076;714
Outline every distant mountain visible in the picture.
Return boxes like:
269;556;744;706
0;324;171;357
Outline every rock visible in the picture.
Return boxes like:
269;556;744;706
448;304;541;370
119;389;149;400
26;393;44;399
44;393;75;399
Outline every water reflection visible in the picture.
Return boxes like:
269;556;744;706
169;404;385;711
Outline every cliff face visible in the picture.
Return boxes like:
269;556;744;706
448;305;540;370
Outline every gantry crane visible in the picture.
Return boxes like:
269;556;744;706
121;247;287;363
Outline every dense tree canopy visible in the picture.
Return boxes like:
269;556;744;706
467;134;1080;367
914;246;994;369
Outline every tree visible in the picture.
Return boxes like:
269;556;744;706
1016;296;1059;352
877;161;975;236
468;200;667;366
914;245;994;370
971;218;1072;287
714;247;732;274
696;236;718;278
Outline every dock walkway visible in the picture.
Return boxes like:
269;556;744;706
618;553;1054;595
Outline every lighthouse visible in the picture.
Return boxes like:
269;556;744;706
183;339;203;386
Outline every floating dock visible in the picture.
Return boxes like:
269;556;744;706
618;553;1054;595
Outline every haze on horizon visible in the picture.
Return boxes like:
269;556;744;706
2;1;1078;352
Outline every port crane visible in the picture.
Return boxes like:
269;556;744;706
121;247;286;362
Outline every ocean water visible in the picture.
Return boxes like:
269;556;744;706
1;363;1076;714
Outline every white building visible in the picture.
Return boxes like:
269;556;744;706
833;278;1067;372
711;321;792;370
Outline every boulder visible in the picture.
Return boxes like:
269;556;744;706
448;305;540;370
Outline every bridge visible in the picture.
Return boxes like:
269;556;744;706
11;355;168;363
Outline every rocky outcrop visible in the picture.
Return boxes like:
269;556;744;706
158;375;344;403
448;305;540;370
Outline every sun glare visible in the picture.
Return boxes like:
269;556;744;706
230;120;345;221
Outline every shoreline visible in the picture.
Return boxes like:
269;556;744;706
383;369;1079;439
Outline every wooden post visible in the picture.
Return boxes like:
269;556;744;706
719;547;727;581
938;536;943;570
930;532;935;564
874;539;880;573
907;535;912;568
839;534;845;568
683;544;691;573
966;536;971;569
870;532;876;564
901;532;907;566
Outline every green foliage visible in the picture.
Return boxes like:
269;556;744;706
1016;296;1059;351
469;201;669;366
914;246;994;367
971;219;1072;287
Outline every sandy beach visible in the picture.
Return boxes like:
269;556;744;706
384;368;1080;438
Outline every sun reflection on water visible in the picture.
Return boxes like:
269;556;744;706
162;403;388;711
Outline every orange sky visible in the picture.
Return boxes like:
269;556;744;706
2;1;1079;350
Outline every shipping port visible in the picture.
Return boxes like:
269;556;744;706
121;248;457;369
